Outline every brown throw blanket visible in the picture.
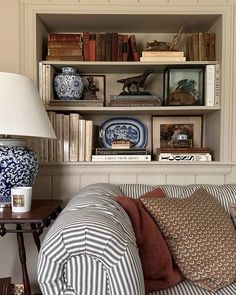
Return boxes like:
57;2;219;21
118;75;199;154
116;188;183;293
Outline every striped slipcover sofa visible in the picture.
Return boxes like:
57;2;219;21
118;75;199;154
38;183;236;295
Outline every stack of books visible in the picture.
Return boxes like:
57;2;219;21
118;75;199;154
109;95;162;107
140;50;186;62
92;141;151;161
46;33;83;61
156;147;212;162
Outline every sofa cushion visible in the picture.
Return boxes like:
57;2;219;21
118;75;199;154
141;187;236;291
116;188;183;293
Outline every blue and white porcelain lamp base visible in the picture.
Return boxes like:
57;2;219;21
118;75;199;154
0;138;39;206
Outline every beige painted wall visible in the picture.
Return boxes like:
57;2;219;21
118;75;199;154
0;0;236;293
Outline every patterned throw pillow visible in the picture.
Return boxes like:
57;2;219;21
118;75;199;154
141;187;236;291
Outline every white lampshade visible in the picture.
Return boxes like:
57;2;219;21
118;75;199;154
0;72;56;139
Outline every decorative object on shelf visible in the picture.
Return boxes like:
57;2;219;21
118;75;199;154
81;74;106;104
82;76;99;100
54;67;84;100
0;72;56;205
164;67;204;106
99;117;147;148
116;69;153;95
145;25;183;51
152;115;202;158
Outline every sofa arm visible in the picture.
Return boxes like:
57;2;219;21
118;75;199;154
38;183;145;295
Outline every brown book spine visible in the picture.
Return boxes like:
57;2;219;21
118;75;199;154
47;48;82;56
111;32;118;61
185;37;190;61
83;32;90;61
48;33;82;42
88;33;96;61
117;34;123;61
105;33;112;61
122;34;128;61
192;33;199;61
47;41;82;49
198;32;205;61
128;34;140;61
100;33;106;61
204;33;210;61
209;33;216;61
96;33;101;61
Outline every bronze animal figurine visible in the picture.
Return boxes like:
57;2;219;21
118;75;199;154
117;69;153;94
146;26;183;51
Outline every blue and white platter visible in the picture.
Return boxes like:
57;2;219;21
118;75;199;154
99;117;147;148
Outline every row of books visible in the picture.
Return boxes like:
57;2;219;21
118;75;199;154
156;147;212;162
186;32;216;61
31;112;94;163
47;33;83;61
47;32;139;61
82;32;139;61
39;63;56;106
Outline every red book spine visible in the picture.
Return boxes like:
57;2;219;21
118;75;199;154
83;32;90;61
122;34;128;61
105;33;112;61
88;33;96;61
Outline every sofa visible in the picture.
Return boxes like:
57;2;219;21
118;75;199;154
38;183;236;295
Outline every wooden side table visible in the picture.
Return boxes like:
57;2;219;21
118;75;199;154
0;199;62;295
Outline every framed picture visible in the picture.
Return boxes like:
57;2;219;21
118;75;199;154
152;115;203;154
80;74;106;102
163;67;204;106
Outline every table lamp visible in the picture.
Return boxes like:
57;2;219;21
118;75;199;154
0;72;56;206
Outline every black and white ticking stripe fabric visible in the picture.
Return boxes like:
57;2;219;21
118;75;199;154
38;183;236;295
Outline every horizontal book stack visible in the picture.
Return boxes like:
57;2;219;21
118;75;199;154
92;141;151;161
46;33;83;61
82;32;139;61
36;112;94;163
140;50;186;62
186;32;216;61
109;95;162;107
156;147;212;162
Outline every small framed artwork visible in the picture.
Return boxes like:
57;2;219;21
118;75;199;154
81;74;106;102
152;115;203;154
163;67;204;106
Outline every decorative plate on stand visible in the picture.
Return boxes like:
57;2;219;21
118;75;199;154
99;117;147;148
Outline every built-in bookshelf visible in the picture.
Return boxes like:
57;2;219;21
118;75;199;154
21;2;235;165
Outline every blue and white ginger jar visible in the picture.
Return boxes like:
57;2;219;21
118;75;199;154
54;67;84;100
